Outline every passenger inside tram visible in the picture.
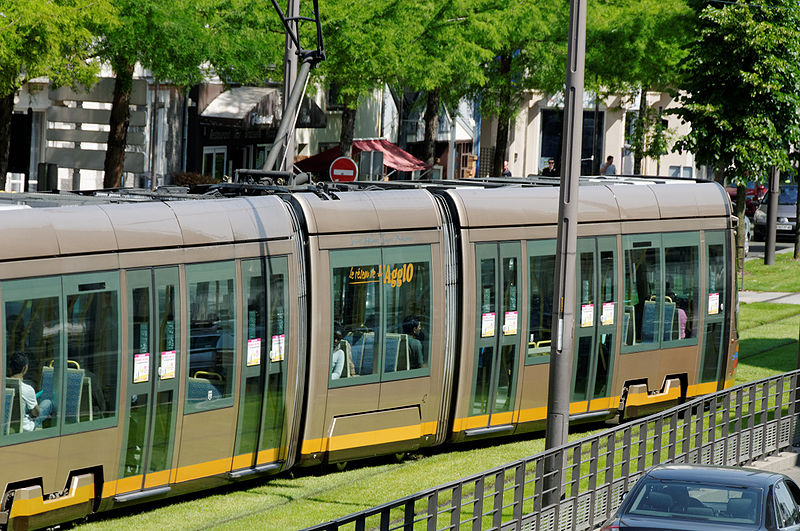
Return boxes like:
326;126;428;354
402;318;424;369
331;330;345;379
7;352;52;431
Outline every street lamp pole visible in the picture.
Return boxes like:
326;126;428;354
544;0;586;507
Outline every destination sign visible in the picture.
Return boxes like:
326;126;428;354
348;263;415;288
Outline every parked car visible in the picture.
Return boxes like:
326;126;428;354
599;463;800;530
753;184;798;241
726;181;768;218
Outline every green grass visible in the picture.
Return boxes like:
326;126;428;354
741;251;800;291
74;302;800;530
736;302;800;382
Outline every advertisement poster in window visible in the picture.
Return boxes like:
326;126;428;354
160;350;176;379
708;292;720;315
503;311;518;335
602;302;615;326
134;352;150;383
581;304;594;327
270;334;285;362
247;338;262;366
481;313;495;337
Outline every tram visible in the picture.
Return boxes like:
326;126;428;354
0;177;737;529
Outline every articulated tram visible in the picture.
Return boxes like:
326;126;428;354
0;178;737;529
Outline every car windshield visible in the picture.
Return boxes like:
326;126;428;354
625;479;761;524
779;185;797;205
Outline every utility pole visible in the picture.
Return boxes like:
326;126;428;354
765;166;779;265
544;0;586;508
282;0;299;172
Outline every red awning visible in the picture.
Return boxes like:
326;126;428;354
296;139;429;173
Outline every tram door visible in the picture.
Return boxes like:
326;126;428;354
232;257;288;471
119;267;180;493
571;237;617;413
700;232;728;389
469;243;521;429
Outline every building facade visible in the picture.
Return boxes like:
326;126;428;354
7;71;705;192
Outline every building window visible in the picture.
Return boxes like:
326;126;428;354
669;166;694;179
327;84;344;112
541;109;603;175
252;144;272;169
202;146;227;179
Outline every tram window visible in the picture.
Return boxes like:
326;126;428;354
330;246;432;385
527;240;556;363
383;246;432;376
331;251;381;381
65;277;120;425
664;241;699;342
623;239;661;347
3;279;61;439
186;262;236;411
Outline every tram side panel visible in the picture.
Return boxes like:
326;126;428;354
445;183;738;442
293;191;450;466
0;197;305;527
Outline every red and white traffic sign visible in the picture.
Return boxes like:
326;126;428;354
329;156;358;182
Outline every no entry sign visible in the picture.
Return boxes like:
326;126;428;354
329;156;358;182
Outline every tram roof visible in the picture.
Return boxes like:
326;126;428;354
444;180;729;228
0;193;294;260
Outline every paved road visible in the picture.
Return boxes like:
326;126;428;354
739;291;800;305
747;241;793;260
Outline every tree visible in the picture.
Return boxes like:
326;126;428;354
92;0;209;188
0;0;110;187
478;0;567;176
204;0;285;85
586;0;691;175
317;0;409;157
397;0;497;168
673;0;800;265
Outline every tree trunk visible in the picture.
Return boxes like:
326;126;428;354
735;182;747;271
389;86;406;151
0;92;14;190
339;96;356;159
422;89;440;167
493;53;513;177
104;60;134;188
633;86;647;175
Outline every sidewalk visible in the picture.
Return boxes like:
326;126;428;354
751;450;800;484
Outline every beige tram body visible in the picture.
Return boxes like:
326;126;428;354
0;179;738;529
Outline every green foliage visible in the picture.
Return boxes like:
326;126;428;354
92;0;209;85
398;0;498;109
0;0;111;96
586;0;692;95
204;0;286;85
630;105;675;166
477;0;567;122
316;0;410;109
674;0;800;186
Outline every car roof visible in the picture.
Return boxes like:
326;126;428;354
646;464;783;488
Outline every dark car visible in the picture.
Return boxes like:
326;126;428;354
753;184;797;241
600;463;800;530
727;181;768;218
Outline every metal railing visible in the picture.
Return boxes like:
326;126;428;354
306;370;800;531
